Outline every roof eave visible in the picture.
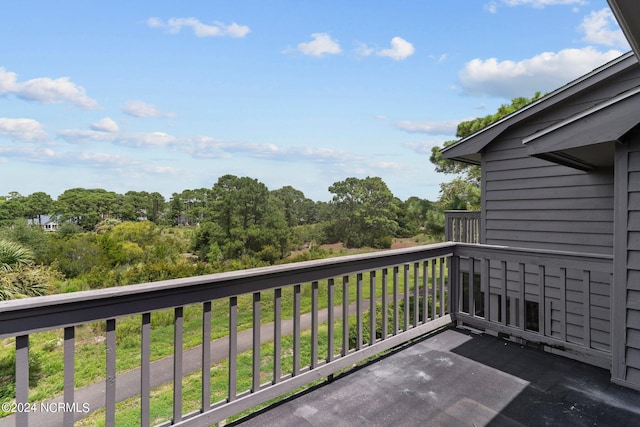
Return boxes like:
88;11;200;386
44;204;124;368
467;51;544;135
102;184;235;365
441;52;637;161
608;0;640;59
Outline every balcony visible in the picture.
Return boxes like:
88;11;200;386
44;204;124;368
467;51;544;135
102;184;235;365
444;211;480;244
0;241;638;426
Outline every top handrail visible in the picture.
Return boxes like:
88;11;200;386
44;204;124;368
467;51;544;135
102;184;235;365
0;242;457;339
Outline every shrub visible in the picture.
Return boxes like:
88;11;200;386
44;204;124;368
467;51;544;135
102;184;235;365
348;302;395;348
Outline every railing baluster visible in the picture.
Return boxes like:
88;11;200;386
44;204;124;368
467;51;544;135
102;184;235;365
450;255;458;316
501;261;507;325
413;263;419;327
293;284;301;376
469;257;475;316
141;313;151;427
539;266;546;336
370;271;377;345
583;270;591;348
342;276;349;355
15;335;29;427
431;259;437;320
560;268;567;342
252;293;261;392
228;297;238;401
439;257;445;317
483;259;490;321
403;264;410;332
458;258;464;317
519;263;525;329
393;266;399;335
422;261;429;323
311;282;319;368
381;269;388;340
356;273;363;350
173;307;184;423
273;289;282;383
202;302;211;412
327;279;335;361
63;326;75;427
106;319;116;427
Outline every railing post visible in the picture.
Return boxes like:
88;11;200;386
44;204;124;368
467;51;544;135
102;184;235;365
63;326;75;427
444;211;452;242
15;335;29;427
141;313;151;427
105;319;116;427
450;253;460;321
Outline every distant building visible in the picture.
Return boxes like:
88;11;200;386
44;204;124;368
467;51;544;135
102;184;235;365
27;215;59;232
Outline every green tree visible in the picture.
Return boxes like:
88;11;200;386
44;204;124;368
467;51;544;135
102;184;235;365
120;191;166;223
55;188;118;230
0;192;26;224
272;186;316;227
327;176;398;248
193;175;291;263
401;196;437;235
24;192;54;226
430;93;544;210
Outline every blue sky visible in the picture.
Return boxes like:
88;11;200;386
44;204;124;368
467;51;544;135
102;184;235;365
0;0;629;202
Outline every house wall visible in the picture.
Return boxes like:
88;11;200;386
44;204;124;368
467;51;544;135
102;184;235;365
613;129;640;390
483;136;614;255
481;65;640;255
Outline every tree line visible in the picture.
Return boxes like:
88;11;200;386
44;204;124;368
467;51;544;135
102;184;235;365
0;94;543;299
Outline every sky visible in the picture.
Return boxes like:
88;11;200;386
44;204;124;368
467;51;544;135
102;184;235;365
0;0;630;202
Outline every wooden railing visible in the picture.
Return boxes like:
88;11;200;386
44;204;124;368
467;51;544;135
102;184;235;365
444;210;481;244
0;243;455;427
0;242;614;426
453;243;613;368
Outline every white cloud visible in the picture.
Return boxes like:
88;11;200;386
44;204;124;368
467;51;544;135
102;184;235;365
0;118;48;141
499;0;585;8
485;2;499;13
123;100;175;118
395;119;459;135
296;33;342;57
91;117;119;133
59;129;178;147
354;42;374;57
147;17;250;38
458;46;622;98
579;8;628;48
57;126;397;175
120;131;178;147
376;37;415;61
486;0;586;12
0;67;98;109
403;141;445;155
0;145;57;164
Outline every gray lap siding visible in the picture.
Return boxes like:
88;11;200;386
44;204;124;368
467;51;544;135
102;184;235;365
482;136;614;255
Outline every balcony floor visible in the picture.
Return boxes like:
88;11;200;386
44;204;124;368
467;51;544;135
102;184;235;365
233;327;640;426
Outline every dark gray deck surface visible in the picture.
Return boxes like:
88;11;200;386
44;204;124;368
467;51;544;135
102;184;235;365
232;328;640;427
